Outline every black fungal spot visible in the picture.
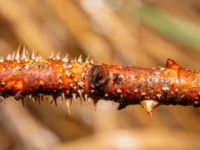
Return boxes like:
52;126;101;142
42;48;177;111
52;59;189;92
89;65;109;96
112;73;122;85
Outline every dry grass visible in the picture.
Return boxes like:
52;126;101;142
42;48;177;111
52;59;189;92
0;0;199;149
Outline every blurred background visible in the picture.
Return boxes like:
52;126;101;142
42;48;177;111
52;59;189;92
0;0;199;149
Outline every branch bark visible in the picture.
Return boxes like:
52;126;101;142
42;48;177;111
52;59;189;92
0;50;199;116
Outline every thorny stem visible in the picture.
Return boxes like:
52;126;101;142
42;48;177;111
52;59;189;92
0;49;199;116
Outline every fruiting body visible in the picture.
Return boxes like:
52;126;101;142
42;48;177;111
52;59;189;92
0;50;199;115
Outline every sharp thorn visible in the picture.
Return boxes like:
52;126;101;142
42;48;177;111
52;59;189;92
66;100;71;115
22;47;27;60
56;51;60;60
149;111;153;121
38;97;41;105
28;95;32;99
140;100;159;119
0;57;4;63
72;93;77;102
88;97;93;104
32;97;36;103
12;51;16;60
25;50;30;61
78;90;84;104
15;48;20;60
0;96;5;102
16;44;21;60
17;43;22;51
31;51;35;60
84;94;88;102
39;94;44;101
35;52;40;62
61;93;65;101
90;58;94;64
62;54;69;62
7;54;12;61
49;52;54;59
77;55;82;63
87;98;96;110
85;56;90;64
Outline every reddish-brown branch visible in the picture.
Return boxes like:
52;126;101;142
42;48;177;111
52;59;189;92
0;50;199;114
90;60;200;108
